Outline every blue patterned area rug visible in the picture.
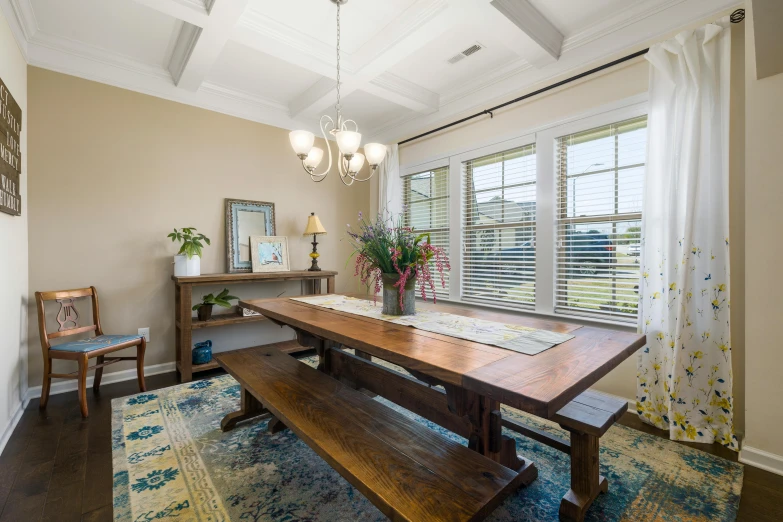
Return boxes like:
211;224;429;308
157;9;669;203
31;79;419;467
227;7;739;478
112;357;743;521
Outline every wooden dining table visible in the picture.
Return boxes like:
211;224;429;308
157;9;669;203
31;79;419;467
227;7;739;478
235;294;646;521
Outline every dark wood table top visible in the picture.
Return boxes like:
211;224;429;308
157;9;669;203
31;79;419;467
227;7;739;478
240;295;646;419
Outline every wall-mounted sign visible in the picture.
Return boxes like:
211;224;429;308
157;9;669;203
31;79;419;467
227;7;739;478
0;77;22;216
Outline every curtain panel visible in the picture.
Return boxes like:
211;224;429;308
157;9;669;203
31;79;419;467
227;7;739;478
637;21;738;450
377;144;401;217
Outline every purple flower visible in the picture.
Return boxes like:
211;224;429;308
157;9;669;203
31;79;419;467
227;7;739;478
358;211;363;220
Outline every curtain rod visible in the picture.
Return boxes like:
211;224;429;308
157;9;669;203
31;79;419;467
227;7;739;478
397;8;745;147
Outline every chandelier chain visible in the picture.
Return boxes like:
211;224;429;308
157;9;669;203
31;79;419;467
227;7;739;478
335;2;342;119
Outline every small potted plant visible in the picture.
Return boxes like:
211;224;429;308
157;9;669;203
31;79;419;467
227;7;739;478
168;227;210;276
347;211;450;315
192;288;239;321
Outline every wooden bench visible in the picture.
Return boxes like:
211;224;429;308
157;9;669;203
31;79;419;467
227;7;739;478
216;346;535;522
554;390;628;522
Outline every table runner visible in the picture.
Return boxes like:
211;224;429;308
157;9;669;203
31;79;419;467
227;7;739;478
290;294;574;355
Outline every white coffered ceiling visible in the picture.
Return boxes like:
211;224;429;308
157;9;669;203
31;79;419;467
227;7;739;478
2;0;740;143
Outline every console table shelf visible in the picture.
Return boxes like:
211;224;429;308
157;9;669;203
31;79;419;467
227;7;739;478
184;311;267;329
172;270;336;382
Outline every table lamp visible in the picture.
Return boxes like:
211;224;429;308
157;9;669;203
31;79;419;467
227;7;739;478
303;212;327;271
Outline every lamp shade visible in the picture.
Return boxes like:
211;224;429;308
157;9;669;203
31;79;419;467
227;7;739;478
303;212;327;236
364;143;386;167
303;147;324;170
335;130;361;155
289;130;314;157
347;153;365;174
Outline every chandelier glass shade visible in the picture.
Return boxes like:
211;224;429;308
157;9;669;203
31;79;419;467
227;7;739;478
288;0;386;185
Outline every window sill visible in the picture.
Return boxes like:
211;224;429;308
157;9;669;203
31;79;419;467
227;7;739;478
422;296;639;333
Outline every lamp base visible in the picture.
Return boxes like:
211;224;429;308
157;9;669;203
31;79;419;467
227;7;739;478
308;235;322;271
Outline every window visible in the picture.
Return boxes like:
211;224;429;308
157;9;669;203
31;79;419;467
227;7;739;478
463;144;536;308
554;116;647;322
402;167;450;298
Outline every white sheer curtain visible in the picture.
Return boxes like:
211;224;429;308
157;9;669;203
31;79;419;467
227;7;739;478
377;144;401;217
637;21;737;450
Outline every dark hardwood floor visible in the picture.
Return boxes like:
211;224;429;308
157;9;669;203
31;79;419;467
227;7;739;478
1;368;780;521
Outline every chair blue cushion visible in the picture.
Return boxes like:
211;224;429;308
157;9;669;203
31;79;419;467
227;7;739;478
51;334;142;353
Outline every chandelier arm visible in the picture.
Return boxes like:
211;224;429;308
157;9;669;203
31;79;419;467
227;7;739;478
340;119;358;132
300;162;327;181
337;153;355;185
304;115;335;179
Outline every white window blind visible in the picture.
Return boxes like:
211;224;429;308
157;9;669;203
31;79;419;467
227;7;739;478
402;167;450;298
555;116;647;322
463;144;536;308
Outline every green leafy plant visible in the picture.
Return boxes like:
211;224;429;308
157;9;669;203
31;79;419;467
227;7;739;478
167;227;211;259
192;288;239;311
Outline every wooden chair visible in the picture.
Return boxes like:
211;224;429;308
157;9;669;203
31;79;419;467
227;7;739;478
35;286;146;417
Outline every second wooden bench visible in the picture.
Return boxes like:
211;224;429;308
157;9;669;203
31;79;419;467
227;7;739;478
216;346;534;522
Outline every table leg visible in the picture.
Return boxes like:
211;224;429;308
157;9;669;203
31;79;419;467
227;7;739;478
179;283;193;383
464;394;538;485
315;340;335;374
221;386;269;431
559;429;608;522
267;415;287;434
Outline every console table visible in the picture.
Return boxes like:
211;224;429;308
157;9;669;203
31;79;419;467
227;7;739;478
172;270;337;382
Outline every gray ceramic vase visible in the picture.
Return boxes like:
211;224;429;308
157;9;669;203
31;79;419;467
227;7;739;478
381;273;416;316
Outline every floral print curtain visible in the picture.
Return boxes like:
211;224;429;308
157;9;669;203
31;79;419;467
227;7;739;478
637;21;738;450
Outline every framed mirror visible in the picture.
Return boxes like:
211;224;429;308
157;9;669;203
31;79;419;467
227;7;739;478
225;198;276;272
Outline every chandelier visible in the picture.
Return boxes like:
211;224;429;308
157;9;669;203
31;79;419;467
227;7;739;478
288;0;387;185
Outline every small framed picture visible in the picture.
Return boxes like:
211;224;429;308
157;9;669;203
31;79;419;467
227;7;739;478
225;199;276;273
250;236;290;273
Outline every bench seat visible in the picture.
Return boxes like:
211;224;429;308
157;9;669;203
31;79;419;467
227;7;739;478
216;346;531;522
554;389;628;437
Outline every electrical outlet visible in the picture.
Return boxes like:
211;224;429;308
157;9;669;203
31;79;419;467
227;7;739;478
138;327;150;342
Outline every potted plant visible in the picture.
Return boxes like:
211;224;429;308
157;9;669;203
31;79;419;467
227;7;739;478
347;211;450;315
168;227;210;276
192;288;239;321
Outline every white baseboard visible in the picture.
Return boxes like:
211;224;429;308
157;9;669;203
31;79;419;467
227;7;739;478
0;397;30;457
740;446;783;477
24;361;177;401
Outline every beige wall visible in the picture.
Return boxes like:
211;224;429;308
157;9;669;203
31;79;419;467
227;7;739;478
0;10;28;447
27;67;370;389
400;60;649;168
744;0;783;459
397;28;747;436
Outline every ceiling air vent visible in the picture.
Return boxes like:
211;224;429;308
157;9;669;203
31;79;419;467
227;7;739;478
447;43;484;65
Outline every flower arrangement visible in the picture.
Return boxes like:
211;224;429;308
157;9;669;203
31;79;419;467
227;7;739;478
347;211;450;313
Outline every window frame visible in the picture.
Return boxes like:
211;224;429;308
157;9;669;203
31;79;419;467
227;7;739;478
460;141;538;309
401;159;451;298
552;115;647;322
400;95;648;327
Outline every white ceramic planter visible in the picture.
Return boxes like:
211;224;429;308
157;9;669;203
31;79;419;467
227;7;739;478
174;254;201;276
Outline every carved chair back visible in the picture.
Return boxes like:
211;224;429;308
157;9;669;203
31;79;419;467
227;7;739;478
35;286;104;354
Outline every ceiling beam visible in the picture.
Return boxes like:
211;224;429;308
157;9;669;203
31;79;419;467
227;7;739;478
366;73;438;113
490;0;563;67
289;77;359;118
137;0;250;91
133;0;210;28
